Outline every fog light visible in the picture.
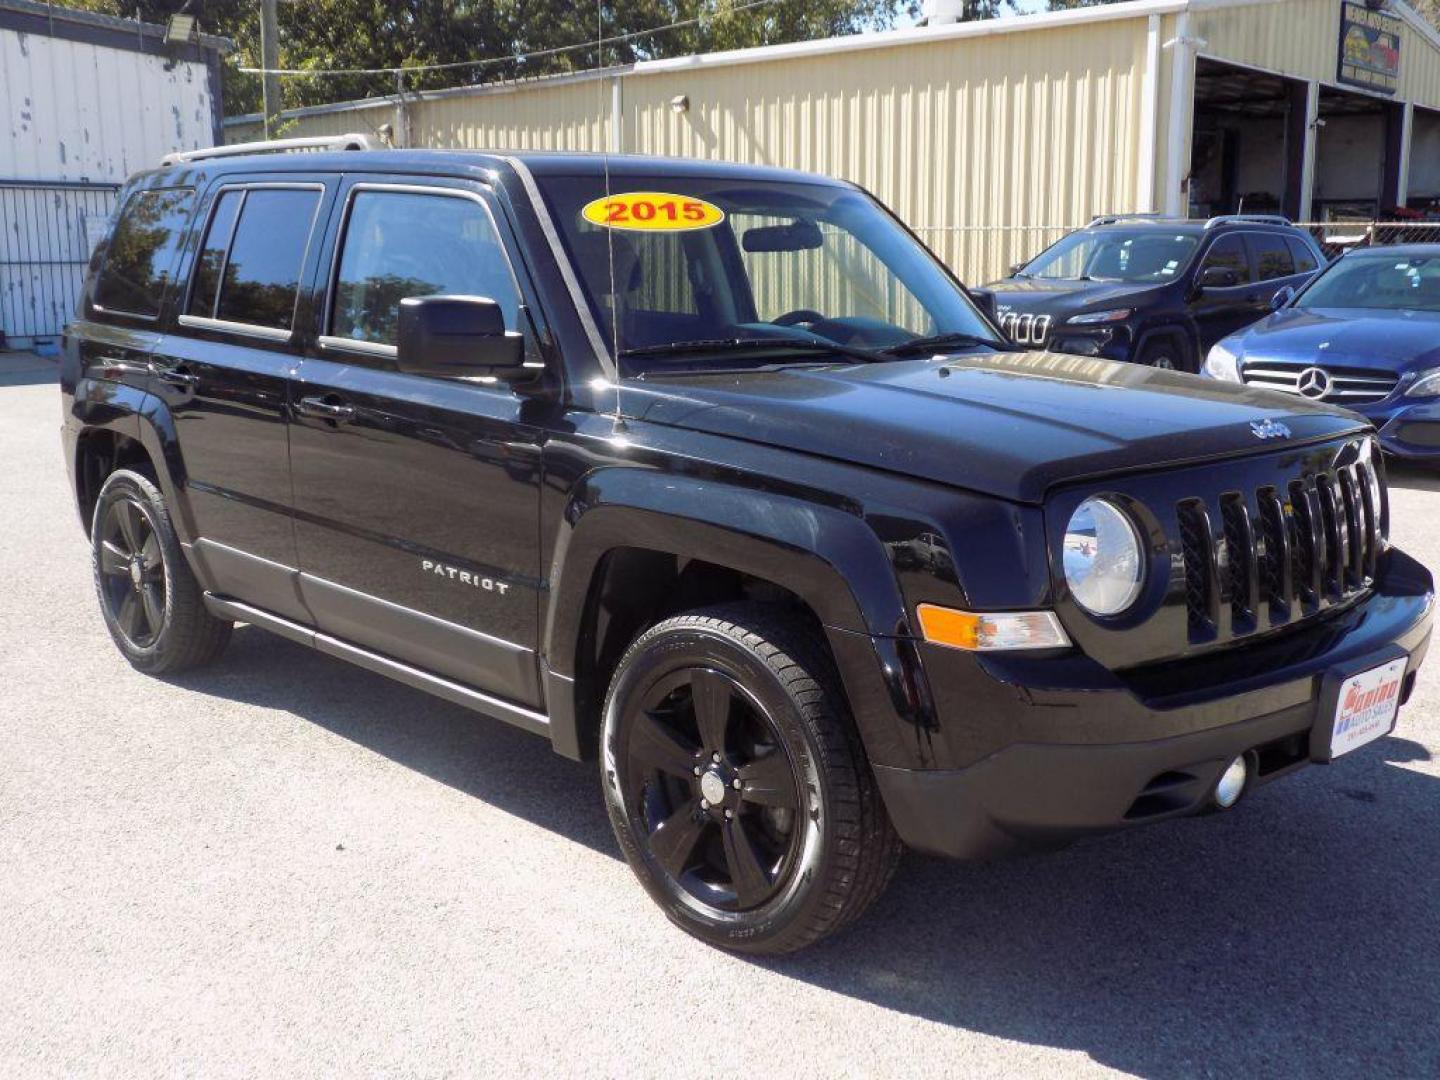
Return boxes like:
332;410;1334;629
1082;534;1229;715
1213;755;1249;809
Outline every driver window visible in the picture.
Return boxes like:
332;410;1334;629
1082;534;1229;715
330;189;520;347
731;211;935;333
1198;234;1251;284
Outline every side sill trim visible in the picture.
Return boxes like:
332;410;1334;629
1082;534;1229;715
202;593;551;740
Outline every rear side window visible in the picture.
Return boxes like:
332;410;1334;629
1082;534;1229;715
329;189;520;347
213;188;321;331
1198;234;1250;283
1250;233;1296;281
94;188;195;317
1286;236;1320;274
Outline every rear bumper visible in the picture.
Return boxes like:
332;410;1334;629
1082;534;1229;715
875;548;1434;859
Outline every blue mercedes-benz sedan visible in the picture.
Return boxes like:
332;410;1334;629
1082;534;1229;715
1202;244;1440;461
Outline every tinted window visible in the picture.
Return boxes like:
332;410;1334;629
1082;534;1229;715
214;188;321;331
331;190;520;347
1251;233;1296;281
1199;234;1250;283
1021;229;1199;284
1286;236;1319;274
94;188;195;317
187;190;242;318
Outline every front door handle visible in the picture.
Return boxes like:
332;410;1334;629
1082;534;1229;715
150;362;198;388
297;395;356;423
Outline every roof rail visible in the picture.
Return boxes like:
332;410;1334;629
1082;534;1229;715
1088;213;1183;227
1203;213;1293;229
161;133;379;167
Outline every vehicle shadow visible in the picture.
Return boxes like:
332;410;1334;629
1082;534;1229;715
1387;459;1440;493
758;737;1440;1077
166;625;619;856
173;626;1440;1077
0;354;59;387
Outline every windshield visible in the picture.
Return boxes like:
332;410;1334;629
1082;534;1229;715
534;173;1002;373
1020;229;1200;283
1297;252;1440;312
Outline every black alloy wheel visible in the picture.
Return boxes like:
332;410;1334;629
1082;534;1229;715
97;495;167;649
624;665;802;911
90;468;232;674
601;606;902;954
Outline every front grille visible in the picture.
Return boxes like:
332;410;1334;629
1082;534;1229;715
1178;459;1380;643
1242;363;1399;405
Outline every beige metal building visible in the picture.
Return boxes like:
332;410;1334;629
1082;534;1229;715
226;0;1440;283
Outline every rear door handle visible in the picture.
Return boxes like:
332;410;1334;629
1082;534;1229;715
297;395;356;423
150;362;198;388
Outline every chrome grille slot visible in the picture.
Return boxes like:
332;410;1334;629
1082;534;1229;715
1177;499;1218;640
1220;492;1258;632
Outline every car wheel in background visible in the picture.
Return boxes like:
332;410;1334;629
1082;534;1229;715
600;604;902;954
1137;336;1195;373
91;468;232;674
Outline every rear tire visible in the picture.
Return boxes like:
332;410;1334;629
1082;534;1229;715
600;604;902;954
91;468;232;674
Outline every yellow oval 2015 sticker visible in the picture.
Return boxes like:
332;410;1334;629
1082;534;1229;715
581;192;725;232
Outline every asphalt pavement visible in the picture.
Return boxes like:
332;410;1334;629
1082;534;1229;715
3;350;1439;1077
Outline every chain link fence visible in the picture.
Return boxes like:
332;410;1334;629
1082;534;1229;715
1298;221;1440;261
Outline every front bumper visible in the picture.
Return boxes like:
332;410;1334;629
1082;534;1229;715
875;548;1434;859
1368;399;1440;460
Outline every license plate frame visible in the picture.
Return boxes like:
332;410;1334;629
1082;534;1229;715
1312;647;1409;763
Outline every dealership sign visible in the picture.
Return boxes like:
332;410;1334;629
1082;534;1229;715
1338;1;1401;94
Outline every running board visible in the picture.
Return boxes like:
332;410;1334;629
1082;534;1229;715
202;593;551;739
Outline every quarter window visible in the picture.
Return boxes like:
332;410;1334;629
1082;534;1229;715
213;189;321;331
1286;236;1320;274
94;188;195;317
330;190;520;347
1199;234;1250;284
1250;233;1296;282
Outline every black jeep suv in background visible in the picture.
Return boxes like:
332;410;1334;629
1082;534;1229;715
973;214;1326;371
62;141;1432;954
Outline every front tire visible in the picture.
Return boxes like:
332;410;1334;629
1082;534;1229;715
600;605;901;954
1136;335;1194;372
91;468;232;674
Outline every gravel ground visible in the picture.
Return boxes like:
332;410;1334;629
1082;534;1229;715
3;351;1439;1078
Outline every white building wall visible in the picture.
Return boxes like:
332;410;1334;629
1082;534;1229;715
0;27;214;183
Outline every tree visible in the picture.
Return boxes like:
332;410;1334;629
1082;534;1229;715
62;0;920;117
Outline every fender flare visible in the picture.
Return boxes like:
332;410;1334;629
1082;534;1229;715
541;470;936;765
1134;321;1200;370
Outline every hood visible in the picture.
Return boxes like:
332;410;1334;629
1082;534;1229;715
626;352;1367;504
1235;307;1440;371
974;278;1166;318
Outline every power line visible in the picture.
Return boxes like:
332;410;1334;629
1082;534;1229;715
236;0;786;79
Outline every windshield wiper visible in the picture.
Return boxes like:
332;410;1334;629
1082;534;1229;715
880;331;1006;357
619;336;883;365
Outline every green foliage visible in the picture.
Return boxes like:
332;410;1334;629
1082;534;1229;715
60;0;920;117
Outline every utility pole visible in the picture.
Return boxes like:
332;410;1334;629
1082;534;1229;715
260;0;281;137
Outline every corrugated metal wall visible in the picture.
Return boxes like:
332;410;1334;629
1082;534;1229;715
1;24;215;340
223;0;1440;283
228;16;1154;284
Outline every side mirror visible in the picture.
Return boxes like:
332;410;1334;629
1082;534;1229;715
1270;285;1296;310
397;295;526;378
1196;265;1241;292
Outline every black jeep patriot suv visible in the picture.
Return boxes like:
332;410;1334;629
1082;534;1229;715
62;140;1433;954
972;214;1326;371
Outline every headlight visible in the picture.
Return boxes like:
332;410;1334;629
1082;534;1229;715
1068;308;1132;325
1063;498;1145;616
1204;342;1240;382
1405;367;1440;398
